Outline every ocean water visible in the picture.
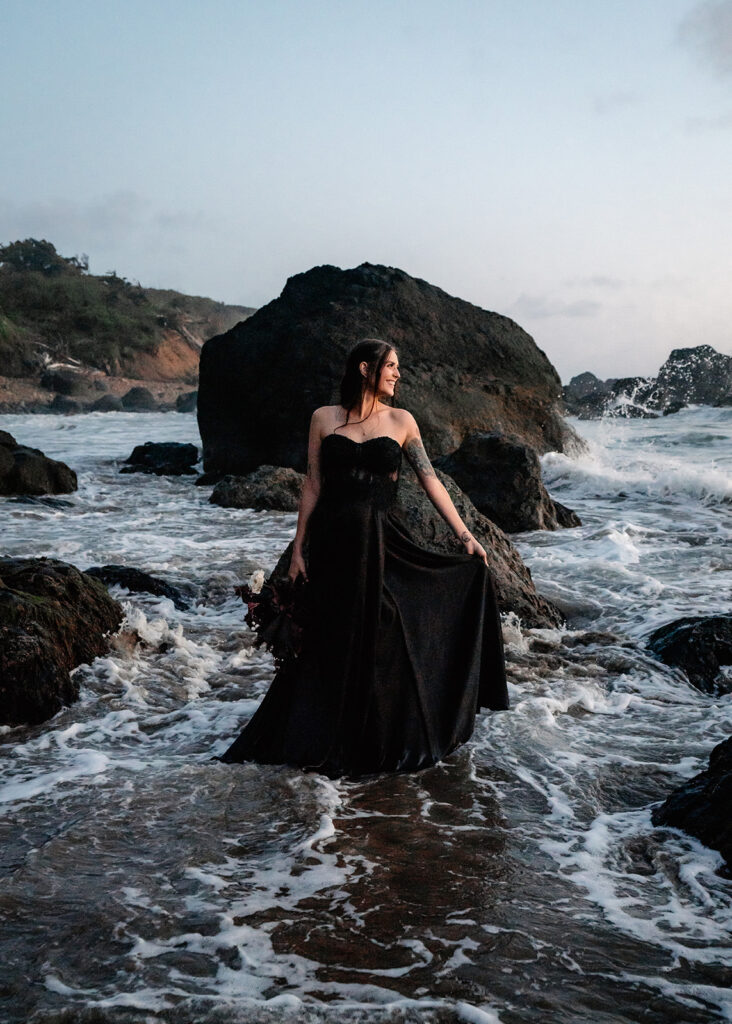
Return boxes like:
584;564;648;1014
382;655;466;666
0;407;731;1024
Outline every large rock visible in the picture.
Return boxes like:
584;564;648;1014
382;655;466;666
435;431;581;533
90;393;123;412
40;367;91;397
210;466;304;511
0;430;77;495
0;557;123;726
652;737;732;873
267;466;561;628
563;374;660;418
656;345;732;407
199;263;582;476
121;386;158;411
647;615;732;695
176;390;198;413
120;441;199;476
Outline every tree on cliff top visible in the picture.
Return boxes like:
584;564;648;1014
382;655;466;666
0;238;88;276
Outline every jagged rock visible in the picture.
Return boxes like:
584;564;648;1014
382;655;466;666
121;386;158;411
176;390;198;412
210;466;304;511
435;432;580;533
120;441;199;476
0;431;77;495
90;393;124;412
84;564;191;610
657;345;732;407
652;736;732;873
646;615;732;695
267;465;561;629
0;557;123;726
198;263;582;476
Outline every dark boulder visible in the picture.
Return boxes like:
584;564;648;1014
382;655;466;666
84;564;190;610
210;466;304;511
0;557;123;726
435;432;580;533
0;432;77;495
266;466;561;629
562;372;611;417
656;345;732;407
176;390;198;413
120;441;199;476
652;736;732;873
198;263;582;477
646;615;732;695
40;368;91;397
90;393;124;412
49;393;85;414
121;386;158;411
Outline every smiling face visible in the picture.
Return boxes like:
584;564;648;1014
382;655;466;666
376;349;400;400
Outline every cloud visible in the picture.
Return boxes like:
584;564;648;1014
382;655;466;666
565;275;626;290
592;91;640;115
685;109;732;130
679;0;732;78
510;294;602;320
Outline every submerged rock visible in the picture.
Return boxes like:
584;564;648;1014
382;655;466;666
85;564;191;610
198;262;582;476
435;431;581;533
210;466;304;511
646;615;732;695
652;737;732;873
0;430;77;495
0;557;123;726
120;441;199;476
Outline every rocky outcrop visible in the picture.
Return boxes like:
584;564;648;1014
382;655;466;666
0;557;123;726
652;737;732;873
646;616;732;695
120;441;199;476
198;263;582;476
85;564;191;610
435;432;581;533
0;430;77;495
264;465;561;628
563;344;732;418
210;466;304;511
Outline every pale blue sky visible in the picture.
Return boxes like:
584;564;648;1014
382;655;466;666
1;0;731;379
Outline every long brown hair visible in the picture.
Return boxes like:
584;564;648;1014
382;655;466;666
336;338;395;432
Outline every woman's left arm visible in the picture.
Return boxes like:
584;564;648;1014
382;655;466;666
402;414;488;566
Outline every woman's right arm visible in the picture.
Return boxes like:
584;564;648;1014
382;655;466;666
289;409;325;581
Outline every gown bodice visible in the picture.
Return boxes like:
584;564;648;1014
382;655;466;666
319;433;402;510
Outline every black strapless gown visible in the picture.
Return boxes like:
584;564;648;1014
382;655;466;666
220;434;508;778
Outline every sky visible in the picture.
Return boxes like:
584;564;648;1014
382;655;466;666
1;0;731;381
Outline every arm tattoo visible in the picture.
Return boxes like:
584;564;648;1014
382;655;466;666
460;530;471;543
405;438;436;478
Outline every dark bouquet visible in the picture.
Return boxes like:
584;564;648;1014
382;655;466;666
235;573;310;667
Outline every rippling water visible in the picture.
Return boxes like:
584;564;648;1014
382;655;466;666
1;408;731;1024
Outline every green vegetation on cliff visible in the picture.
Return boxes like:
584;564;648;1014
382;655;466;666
0;239;253;378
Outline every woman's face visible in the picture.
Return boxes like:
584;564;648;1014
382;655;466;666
376;350;400;399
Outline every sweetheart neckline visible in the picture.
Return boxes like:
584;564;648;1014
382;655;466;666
324;433;402;450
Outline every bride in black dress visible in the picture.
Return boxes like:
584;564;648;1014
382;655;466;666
220;339;508;777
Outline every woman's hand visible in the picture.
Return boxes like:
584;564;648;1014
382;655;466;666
461;531;488;566
288;548;308;582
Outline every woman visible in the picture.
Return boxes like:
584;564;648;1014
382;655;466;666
220;339;508;777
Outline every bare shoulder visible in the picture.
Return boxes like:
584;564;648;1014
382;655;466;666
390;407;419;440
311;405;339;432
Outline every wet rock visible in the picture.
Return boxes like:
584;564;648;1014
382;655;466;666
39;367;90;397
435;431;581;533
84;564;191;610
652;736;732;873
0;431;77;495
646;615;732;695
90;393;124;412
562;372;611;417
210;466;304;511
49;393;85;413
176;389;198;412
656;345;732;408
0;557;123;726
120;441;199;476
198;262;583;476
121;386;158;411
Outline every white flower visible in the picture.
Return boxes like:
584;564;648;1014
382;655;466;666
249;569;265;594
